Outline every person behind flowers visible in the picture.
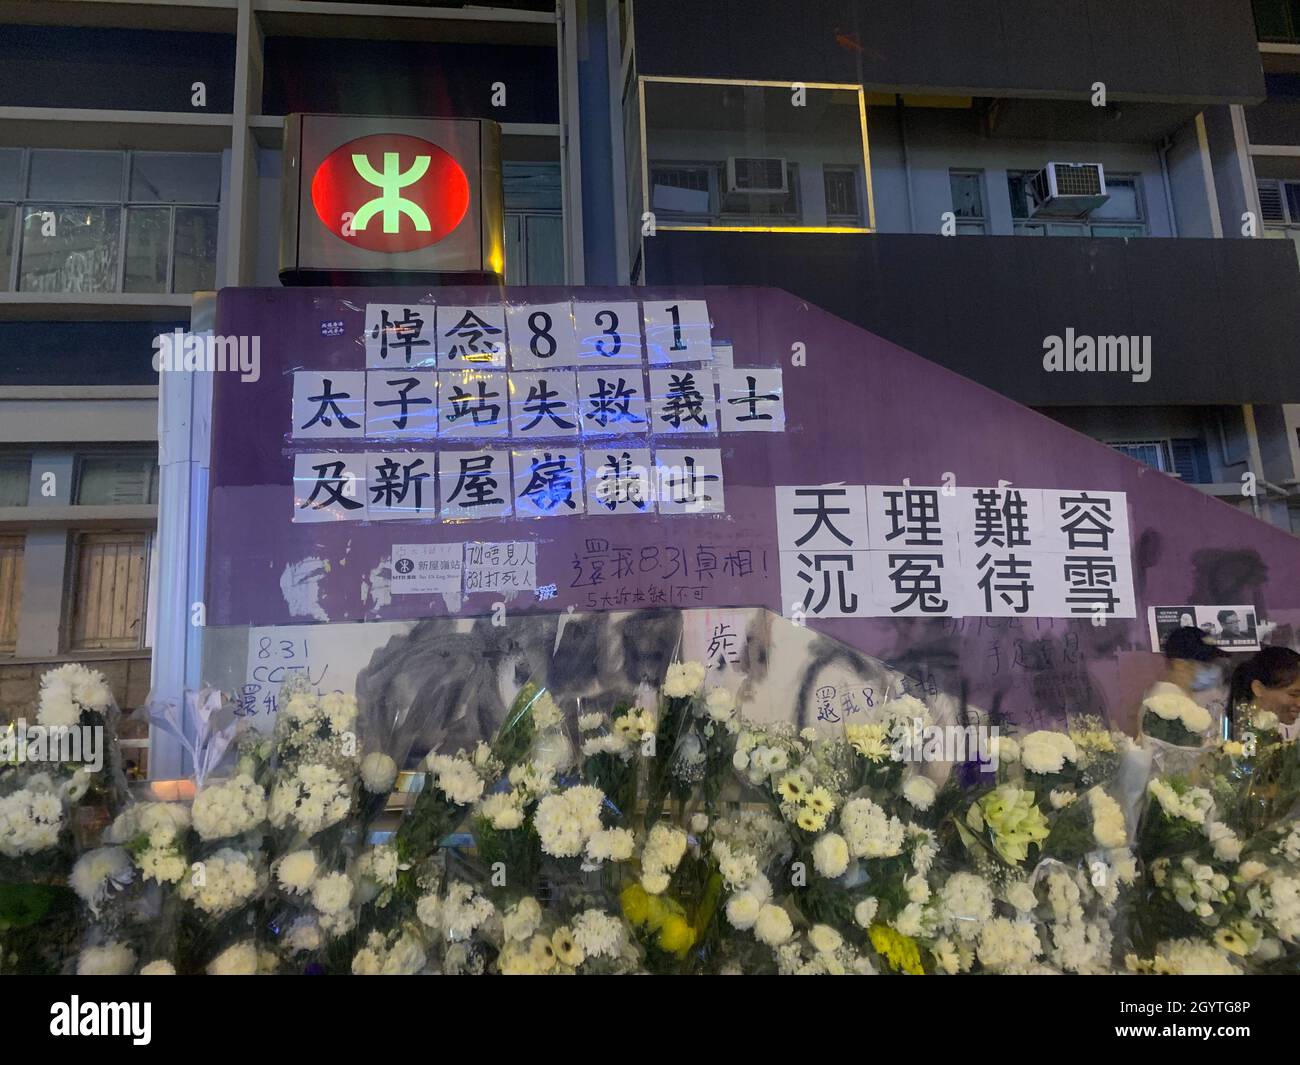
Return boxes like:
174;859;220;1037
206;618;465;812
1138;627;1227;742
1227;646;1300;740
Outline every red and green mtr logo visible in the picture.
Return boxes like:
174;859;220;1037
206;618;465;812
310;133;471;253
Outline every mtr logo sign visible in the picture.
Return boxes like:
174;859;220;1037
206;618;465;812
310;133;471;253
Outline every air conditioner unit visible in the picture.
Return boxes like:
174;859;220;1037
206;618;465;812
1026;162;1109;218
725;157;789;196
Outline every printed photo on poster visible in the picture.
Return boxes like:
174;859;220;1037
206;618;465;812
1148;604;1260;652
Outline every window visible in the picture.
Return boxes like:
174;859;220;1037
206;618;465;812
949;170;987;235
1256;0;1300;43
2;149;220;294
0;536;22;653
641;79;870;231
68;531;150;651
650;165;716;219
1110;438;1212;483
0;455;30;507
824;166;862;223
1008;171;1146;237
1257;178;1300;227
503;162;564;285
75;452;159;506
648;161;802;223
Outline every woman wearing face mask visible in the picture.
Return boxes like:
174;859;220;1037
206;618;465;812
1228;646;1300;741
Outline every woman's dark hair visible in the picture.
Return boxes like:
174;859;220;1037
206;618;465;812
1229;646;1300;723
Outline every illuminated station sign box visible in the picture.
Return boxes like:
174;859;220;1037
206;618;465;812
280;114;505;284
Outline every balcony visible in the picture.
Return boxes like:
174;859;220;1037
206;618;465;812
643;232;1300;406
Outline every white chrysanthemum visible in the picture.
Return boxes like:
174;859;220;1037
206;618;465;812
1143;690;1212;734
711;840;759;889
754;903;794;946
359;752;397;794
179;847;262;915
1005;880;1038;913
853;897;879;928
1206;821;1242;863
704;687;736;721
134;801;190;842
1021;730;1078;774
582;733;631;759
191;774;267;841
1049;789;1076;809
586;827;635;863
662;661;707;698
533;785;605;858
139;960;176;975
640;872;670;895
70;846;134;915
427;754;486;806
311;871;353;916
0;786;64;856
529;690;564;731
269;763;351;836
808;924;843;954
1087;787;1128;848
1147;779;1214;825
37;663;112;726
415;893;442;932
976;918;1042;971
902;775;937;811
571;910;625;960
502;896;542;942
358;844;399;887
319;691;358;734
941;872;994;938
811;832;850;879
77;941;136;976
726;891;763;930
276;850;319;895
892;901;930;938
207;941;259;976
138;848;187;885
839;797;905;858
578;712;605;732
478;792;525;831
442;881;495;942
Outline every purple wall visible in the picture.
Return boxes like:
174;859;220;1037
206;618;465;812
209;285;1300;726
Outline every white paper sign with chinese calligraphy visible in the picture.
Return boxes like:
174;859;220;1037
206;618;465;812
463;541;538;595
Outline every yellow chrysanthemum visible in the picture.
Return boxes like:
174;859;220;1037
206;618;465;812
846;723;892;762
869;923;924;975
657;913;696;956
621;883;651;927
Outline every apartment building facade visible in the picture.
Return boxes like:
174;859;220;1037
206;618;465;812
617;0;1300;533
0;0;602;752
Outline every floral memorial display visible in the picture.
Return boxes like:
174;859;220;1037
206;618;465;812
2;660;1297;976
